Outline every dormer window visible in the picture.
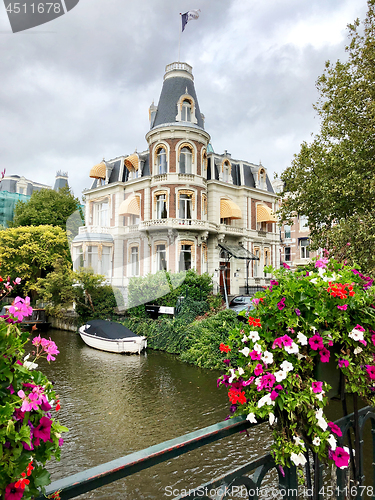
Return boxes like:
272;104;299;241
181;100;191;122
176;95;198;124
179;147;192;174
259;168;267;190
157;147;167;174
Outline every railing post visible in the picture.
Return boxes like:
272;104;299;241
279;464;298;499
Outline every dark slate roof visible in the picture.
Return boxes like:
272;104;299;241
53;177;69;191
108;160;121;183
266;175;275;193
231;163;241;186
141;154;150;177
152;76;204;129
243;165;256;188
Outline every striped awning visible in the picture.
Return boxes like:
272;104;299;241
119;195;140;216
220;199;242;219
89;161;106;179
256;204;277;223
124;154;139;171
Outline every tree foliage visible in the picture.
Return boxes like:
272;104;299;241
0;225;71;298
12;186;83;232
279;0;375;275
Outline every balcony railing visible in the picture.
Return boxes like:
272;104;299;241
36;406;375;500
78;226;110;234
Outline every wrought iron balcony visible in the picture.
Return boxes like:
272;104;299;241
35;406;375;500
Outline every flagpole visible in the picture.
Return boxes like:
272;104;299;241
178;13;181;62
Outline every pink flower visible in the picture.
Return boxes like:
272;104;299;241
33;416;52;446
277;297;286;311
312;381;323;393
319;347;330;363
4;482;24;500
366;365;375;380
338;359;349;368
315;257;328;269
258;373;276;391
13;277;21;285
272;335;293;349
337;304;348;311
359;339;367;346
250;350;262;360
328;422;343;437
254;363;263;376
282;262;290;269
43;339;59;361
17;390;41;412
252;298;261;305
372;334;375;347
354;324;365;332
309;335;324;351
331;447;350;468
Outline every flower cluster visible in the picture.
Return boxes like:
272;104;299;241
217;258;375;471
0;280;67;500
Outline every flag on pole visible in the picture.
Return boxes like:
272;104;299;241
181;9;200;32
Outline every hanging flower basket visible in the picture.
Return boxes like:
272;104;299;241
0;279;67;500
218;257;375;472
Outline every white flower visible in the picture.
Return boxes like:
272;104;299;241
275;370;287;382
312;437;321;446
280;360;293;372
238;367;244;376
349;329;364;342
285;342;299;355
239;346;250;357
315;408;323;419
257;394;275;408
327;434;337;451
248;331;260;342
229;369;236;383
253;343;262;353
255;377;261;388
297;332;308;346
261;351;274;365
310;278;318;284
297;353;306;360
318;267;325;278
269;412;277;426
246;412;257;424
315;408;328;431
354;346;363;355
290;452;307;467
23;354;38;371
242;335;248;343
316;392;324;401
293;436;304;447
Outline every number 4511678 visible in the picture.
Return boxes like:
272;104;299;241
6;3;62;14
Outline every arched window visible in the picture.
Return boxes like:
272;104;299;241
181;100;191;122
180;147;192;174
259;169;266;190
157;147;167;174
223;164;229;182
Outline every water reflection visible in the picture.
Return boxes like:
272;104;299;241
38;329;273;498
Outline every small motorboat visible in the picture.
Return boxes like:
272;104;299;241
78;320;147;354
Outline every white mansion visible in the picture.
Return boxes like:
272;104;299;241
72;62;280;301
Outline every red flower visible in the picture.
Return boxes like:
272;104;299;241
26;461;34;477
56;400;61;411
15;473;30;490
219;343;231;353
248;317;261;328
237;391;247;404
228;388;247;404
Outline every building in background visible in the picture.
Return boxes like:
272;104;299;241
272;179;317;268
73;62;280;301
0;171;69;227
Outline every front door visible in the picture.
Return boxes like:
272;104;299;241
219;261;231;296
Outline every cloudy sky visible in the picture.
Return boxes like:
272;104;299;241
0;0;368;200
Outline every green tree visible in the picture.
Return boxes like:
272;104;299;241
279;0;375;275
0;225;71;299
12;186;83;232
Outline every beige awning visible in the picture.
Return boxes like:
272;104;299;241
89;162;106;179
220;199;242;219
256;204;277;223
119;195;140;216
124;154;139;171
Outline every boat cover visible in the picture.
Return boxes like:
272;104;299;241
84;320;139;340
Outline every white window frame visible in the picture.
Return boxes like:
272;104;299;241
157;148;168;174
130;246;139;276
179;147;192;174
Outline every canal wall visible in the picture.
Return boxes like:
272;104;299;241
48;312;79;332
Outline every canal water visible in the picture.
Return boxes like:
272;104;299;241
39;329;274;499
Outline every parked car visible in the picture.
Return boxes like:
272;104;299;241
228;295;254;313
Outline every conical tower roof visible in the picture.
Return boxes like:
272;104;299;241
150;62;205;130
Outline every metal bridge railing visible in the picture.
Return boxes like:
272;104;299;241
36;406;375;500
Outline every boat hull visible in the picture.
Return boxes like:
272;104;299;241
78;327;147;354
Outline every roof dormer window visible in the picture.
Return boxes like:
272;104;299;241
176;95;198;124
181;100;191;122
